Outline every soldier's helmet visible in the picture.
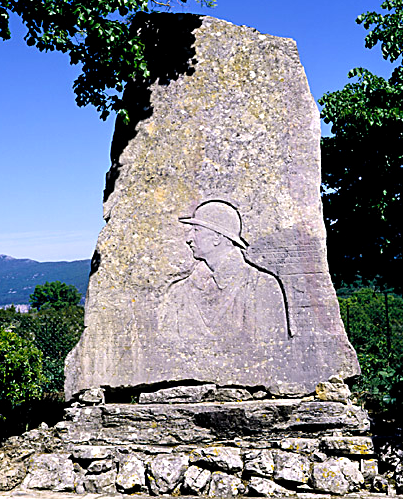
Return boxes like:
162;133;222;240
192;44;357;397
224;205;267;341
179;200;248;249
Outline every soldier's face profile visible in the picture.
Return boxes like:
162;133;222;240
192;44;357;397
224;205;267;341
186;225;218;261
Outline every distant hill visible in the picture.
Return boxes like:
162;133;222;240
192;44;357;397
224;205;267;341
0;255;91;307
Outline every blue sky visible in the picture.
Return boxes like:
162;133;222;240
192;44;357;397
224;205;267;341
0;0;395;262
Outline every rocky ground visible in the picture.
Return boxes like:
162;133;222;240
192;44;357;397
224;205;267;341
1;383;402;498
1;491;403;499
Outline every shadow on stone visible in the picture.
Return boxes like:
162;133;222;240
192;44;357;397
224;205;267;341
244;256;292;337
193;405;294;439
89;249;101;277
105;13;203;205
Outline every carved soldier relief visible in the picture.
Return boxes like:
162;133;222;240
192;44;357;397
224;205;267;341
159;201;290;373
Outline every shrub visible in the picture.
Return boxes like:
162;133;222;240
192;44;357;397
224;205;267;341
0;326;45;418
0;305;84;395
338;286;403;414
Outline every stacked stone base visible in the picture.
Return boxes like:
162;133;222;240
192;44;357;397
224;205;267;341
3;382;402;496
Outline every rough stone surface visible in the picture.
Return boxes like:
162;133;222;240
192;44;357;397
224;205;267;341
82;470;117;494
312;458;350;495
189;447;242;473
65;13;360;401
244;449;274;477
320;436;374;455
316;381;351;404
139;384;216;404
147;454;189;494
252;390;267;399
1;425;61;462
372;474;389;493
0;457;26;491
248;476;294;496
215;388;253;402
208;472;243;497
360;458;378;481
396;463;403;493
78;388;105;405
56;400;370;448
70;446;113;461
280;438;318;454
87;460;113;474
312;451;328;462
1;397;401;497
115;455;146;492
3;492;398;499
22;454;75;492
312;457;364;494
273;452;310;484
338;457;365;490
183;465;211;495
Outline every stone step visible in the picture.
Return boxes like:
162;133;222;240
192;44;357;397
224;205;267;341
57;399;370;449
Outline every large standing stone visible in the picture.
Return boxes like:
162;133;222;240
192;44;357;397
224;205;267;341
65;13;360;400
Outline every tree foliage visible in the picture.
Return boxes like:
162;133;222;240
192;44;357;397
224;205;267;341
0;0;214;120
320;1;403;293
357;0;403;63
30;281;82;310
0;326;45;418
0;305;83;435
337;284;403;413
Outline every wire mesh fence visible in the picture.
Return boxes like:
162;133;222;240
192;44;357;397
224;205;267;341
0;305;84;394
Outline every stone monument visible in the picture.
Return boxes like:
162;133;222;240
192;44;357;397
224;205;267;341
65;12;360;401
4;14;398;499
